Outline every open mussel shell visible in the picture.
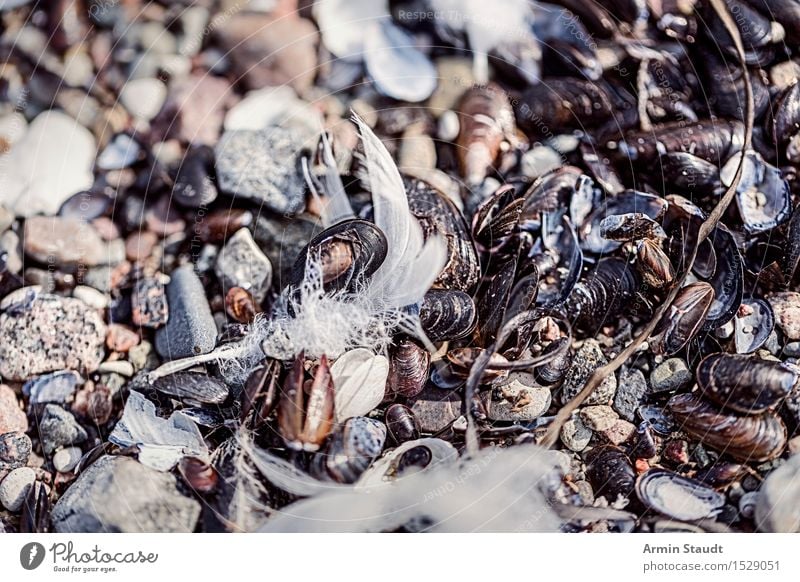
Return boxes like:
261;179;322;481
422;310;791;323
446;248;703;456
356;438;459;487
734;298;774;353
637;405;675;435
386;338;430;399
406;176;480;293
721;150;791;233
472;184;523;251
313;416;387;484
702;226;744;331
636;469;725;522
419;289;477;342
289;219;387;294
651;282;714;356
667;393;787;462
152;372;230;405
600;212;663;242
536;214;583;309
697;353;797;414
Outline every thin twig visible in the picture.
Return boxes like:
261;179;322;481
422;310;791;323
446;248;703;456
540;0;755;448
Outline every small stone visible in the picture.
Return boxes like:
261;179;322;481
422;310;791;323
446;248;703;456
0;110;95;217
770;292;800;340
560;339;617;405
128;340;158;373
53;446;82;473
215;127;308;215
560;416;592;452
409;386;464;433
0;230;22;273
486;373;551;421
157;74;234;146
253;214;319;287
613;368;648;421
756;454;800;532
73;285;109;309
51;455;201;533
0;384;27;433
0;294;106;380
24;216;108;267
120;78;167;122
172;145;218;207
131;277;169;328
96;133;140;170
145;196;186;237
580;405;619;432
38;404;87;456
215;228;272;302
784;341;800;357
106;324;139;353
0;467;35;511
0;432;32;469
22;370;82;404
650;358;692;393
602;419;636;445
155;265;217;359
125;231;159;262
216;13;318;93
663;439;690;465
96;360;134;378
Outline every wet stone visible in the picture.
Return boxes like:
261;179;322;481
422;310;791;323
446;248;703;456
409;386;464;433
23;370;82;405
38;404;87;456
650;358;692;393
23;217;108;267
0;467;36;511
580;405;619;432
561;416;592;452
0;432;32;469
53;446;82;473
0;384;27;433
131;277;169;329
215;127;308;215
560;340;617;406
215;228;272;302
487;373;551;421
155;266;217;360
51;455;201;533
0;295;106;381
613;368;648;421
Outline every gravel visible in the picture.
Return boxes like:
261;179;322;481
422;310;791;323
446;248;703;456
0;431;31;470
650;358;692;394
38;404;88;455
0;466;36;511
580;405;619;431
0;294;106;380
51;455;201;533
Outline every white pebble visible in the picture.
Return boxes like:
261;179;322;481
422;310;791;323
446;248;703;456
73;285;109;309
53;446;83;473
0;467;36;512
120;78;167;122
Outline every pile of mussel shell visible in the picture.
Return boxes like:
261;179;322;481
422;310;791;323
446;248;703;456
7;0;800;533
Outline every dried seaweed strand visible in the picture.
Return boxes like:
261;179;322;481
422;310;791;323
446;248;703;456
540;0;755;449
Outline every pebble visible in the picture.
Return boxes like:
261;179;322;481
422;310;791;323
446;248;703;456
53;446;82;473
601;419;637;446
158;74;234;146
0;110;95;216
783;341;800;357
215;127;308;215
0;467;36;511
0;294;106;380
560;416;592;452
96;133;140;170
559;339;617;405
51;455;201;533
0;432;32;469
215;228;273;302
155;265;217;359
96;361;134;378
613;368;648;421
125;231;159;262
663;439;690;465
0;384;27;433
580;405;619;432
23;216;108;267
650;358;692;393
486;373;551;421
106;324;140;352
253;213;319;287
120;78;167;122
410;386;464;433
216;13;318;93
73;285;109;309
756;453;800;532
770;292;800;340
38;404;87;455
128;340;158;372
172;146;218;207
0;230;22;273
22;370;82;404
131;277;169;328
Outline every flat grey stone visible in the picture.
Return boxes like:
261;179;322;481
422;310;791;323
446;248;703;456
155;266;217;360
409;386;463;433
52;456;201;533
613;368;648;421
560;339;617;406
650;358;692;394
0;467;35;511
215;228;272;302
38;405;87;455
53;446;83;473
487;372;551;421
215;127;307;215
560;416;592;452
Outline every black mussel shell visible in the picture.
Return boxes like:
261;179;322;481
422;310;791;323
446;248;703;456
419;289;477;342
585;446;636;501
152;372;230;405
385;403;421;444
387;338;430;399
